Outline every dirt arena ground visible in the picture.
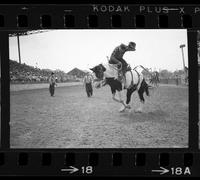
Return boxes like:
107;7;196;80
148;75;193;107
10;84;189;148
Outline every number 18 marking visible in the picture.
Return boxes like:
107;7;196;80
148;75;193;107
81;166;93;174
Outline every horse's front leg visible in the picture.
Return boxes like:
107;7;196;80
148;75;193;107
112;91;127;112
117;90;131;109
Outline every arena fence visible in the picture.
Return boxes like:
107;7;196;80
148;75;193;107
159;78;187;85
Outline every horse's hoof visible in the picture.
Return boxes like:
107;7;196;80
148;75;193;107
135;109;142;113
119;107;126;112
126;105;131;109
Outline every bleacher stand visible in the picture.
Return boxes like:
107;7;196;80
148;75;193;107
10;60;56;83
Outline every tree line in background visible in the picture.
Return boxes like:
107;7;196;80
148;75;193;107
141;68;186;79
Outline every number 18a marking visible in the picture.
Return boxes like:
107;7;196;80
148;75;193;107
171;167;191;175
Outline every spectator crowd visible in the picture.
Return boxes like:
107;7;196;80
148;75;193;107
9;60;74;84
10;60;51;83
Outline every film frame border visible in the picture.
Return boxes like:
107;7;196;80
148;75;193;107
0;4;200;29
0;4;199;177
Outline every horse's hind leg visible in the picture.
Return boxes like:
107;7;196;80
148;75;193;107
138;90;145;103
135;82;146;113
126;88;134;107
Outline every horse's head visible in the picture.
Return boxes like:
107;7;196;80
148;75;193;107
90;64;106;80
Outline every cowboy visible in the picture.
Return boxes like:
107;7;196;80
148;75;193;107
83;72;93;97
108;42;136;82
49;72;57;97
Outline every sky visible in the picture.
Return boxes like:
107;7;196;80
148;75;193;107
9;29;188;73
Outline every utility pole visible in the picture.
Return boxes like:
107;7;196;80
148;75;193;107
180;44;186;70
9;30;49;65
17;34;21;64
180;44;187;84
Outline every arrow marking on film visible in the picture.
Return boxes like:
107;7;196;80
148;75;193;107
64;10;73;12
162;7;179;11
61;166;79;174
152;167;169;175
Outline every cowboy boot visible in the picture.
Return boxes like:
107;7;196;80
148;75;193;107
119;71;126;89
118;71;123;82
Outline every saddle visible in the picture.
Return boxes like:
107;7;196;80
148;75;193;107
124;68;140;90
108;63;119;70
108;62;136;89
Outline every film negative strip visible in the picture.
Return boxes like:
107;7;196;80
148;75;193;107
0;3;200;177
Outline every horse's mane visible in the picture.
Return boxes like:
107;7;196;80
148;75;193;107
102;63;118;79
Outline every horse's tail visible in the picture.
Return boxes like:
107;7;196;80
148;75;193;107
143;79;150;96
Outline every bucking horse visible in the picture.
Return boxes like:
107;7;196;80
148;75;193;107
90;63;149;112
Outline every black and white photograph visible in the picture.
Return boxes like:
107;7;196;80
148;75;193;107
9;29;188;148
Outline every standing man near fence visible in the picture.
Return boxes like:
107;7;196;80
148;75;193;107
83;72;93;97
49;72;57;97
175;74;179;86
